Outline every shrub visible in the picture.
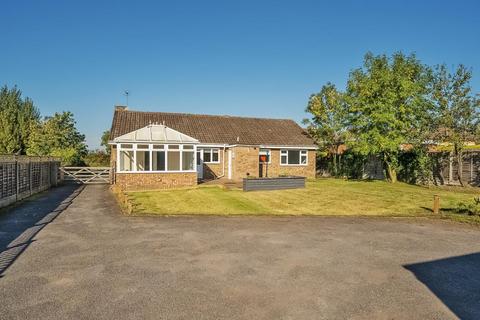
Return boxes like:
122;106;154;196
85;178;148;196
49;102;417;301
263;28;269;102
455;197;480;216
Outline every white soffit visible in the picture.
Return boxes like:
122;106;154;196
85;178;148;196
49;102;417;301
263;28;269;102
114;125;199;144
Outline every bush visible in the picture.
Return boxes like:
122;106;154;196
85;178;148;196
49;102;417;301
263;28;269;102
455;197;480;216
82;150;110;167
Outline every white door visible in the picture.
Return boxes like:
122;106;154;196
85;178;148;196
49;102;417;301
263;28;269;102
197;149;203;179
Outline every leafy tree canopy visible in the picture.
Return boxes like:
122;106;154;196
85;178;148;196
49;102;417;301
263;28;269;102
0;85;40;154
345;52;432;182
101;130;111;155
27;111;88;165
430;64;480;185
304;83;348;175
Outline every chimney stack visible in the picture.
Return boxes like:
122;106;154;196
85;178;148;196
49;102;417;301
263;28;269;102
115;105;127;111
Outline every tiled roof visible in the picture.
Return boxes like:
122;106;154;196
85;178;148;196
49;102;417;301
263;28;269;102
110;108;317;147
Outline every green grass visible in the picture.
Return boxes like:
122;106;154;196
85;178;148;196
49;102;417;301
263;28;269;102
127;178;480;224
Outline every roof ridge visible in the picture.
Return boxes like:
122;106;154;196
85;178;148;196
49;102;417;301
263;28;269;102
117;108;295;122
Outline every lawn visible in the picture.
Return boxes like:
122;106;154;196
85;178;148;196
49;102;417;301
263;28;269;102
126;179;480;223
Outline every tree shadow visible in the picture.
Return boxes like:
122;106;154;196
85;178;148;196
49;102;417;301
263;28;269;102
404;252;480;320
0;184;84;278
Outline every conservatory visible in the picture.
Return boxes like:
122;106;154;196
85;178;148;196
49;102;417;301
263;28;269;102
111;124;199;190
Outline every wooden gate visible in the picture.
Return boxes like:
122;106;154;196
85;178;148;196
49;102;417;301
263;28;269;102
60;167;111;184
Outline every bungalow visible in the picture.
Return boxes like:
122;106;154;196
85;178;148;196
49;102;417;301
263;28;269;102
109;106;317;191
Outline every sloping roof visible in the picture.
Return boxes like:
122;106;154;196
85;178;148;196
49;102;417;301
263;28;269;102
110;108;317;147
113;124;199;143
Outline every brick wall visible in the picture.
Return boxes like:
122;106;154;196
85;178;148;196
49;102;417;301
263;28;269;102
231;146;260;180
231;147;316;180
260;149;316;178
115;172;197;191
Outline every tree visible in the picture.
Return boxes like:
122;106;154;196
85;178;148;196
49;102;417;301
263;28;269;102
27;111;88;165
101;130;111;155
0;85;40;154
304;83;348;176
430;64;480;186
83;150;110;167
345;52;432;182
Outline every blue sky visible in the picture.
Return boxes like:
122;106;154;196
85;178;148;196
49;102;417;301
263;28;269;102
1;0;479;149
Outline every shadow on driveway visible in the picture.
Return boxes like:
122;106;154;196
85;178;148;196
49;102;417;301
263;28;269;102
0;184;83;277
405;252;480;320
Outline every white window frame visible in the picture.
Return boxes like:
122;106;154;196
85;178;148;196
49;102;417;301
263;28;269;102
280;149;308;166
200;148;220;164
116;143;197;173
259;149;271;164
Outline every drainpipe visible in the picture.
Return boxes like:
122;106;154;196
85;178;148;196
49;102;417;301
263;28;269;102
215;145;227;179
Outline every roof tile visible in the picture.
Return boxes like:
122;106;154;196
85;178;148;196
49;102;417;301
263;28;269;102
110;109;316;147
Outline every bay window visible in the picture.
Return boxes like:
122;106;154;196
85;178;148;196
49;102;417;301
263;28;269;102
117;144;196;172
280;149;308;165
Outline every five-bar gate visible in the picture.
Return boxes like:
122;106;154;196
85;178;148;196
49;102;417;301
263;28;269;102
60;167;111;184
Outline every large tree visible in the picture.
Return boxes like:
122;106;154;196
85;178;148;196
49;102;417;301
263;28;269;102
101;130;111;155
304;83;348;176
345;52;432;182
0;85;40;154
430;64;480;186
27;111;88;165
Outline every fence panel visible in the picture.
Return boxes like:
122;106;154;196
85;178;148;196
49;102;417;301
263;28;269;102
0;155;61;208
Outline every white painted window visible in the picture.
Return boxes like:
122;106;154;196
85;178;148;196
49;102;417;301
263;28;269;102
280;149;308;166
135;144;150;171
120;150;134;171
117;144;197;173
259;149;271;163
201;148;220;163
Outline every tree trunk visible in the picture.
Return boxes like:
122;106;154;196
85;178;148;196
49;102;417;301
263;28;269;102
456;146;465;187
332;153;338;177
384;153;398;183
386;163;398;183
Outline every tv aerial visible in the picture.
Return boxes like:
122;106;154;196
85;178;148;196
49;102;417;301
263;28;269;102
123;90;130;106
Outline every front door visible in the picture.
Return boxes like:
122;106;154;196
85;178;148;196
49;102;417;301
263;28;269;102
197;149;203;179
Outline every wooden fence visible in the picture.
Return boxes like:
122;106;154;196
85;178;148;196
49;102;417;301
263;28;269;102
0;155;62;208
432;151;480;186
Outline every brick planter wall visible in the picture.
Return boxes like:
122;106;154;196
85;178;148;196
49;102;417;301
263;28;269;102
115;172;197;191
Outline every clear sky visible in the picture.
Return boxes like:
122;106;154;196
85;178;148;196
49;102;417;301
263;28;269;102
1;0;479;149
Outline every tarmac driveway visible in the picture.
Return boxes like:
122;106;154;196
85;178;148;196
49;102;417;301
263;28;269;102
1;185;480;320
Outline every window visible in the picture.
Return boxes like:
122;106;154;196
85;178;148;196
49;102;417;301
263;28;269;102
182;149;195;170
117;144;196;172
120;150;134;171
201;148;220;163
152;150;165;171
280;150;308;165
259;149;271;163
301;150;307;164
136;151;150;171
167;145;180;171
203;149;211;162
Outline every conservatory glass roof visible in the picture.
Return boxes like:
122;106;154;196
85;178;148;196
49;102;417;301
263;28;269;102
112;124;199;144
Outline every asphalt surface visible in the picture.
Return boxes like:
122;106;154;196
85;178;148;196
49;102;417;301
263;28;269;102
1;185;480;320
